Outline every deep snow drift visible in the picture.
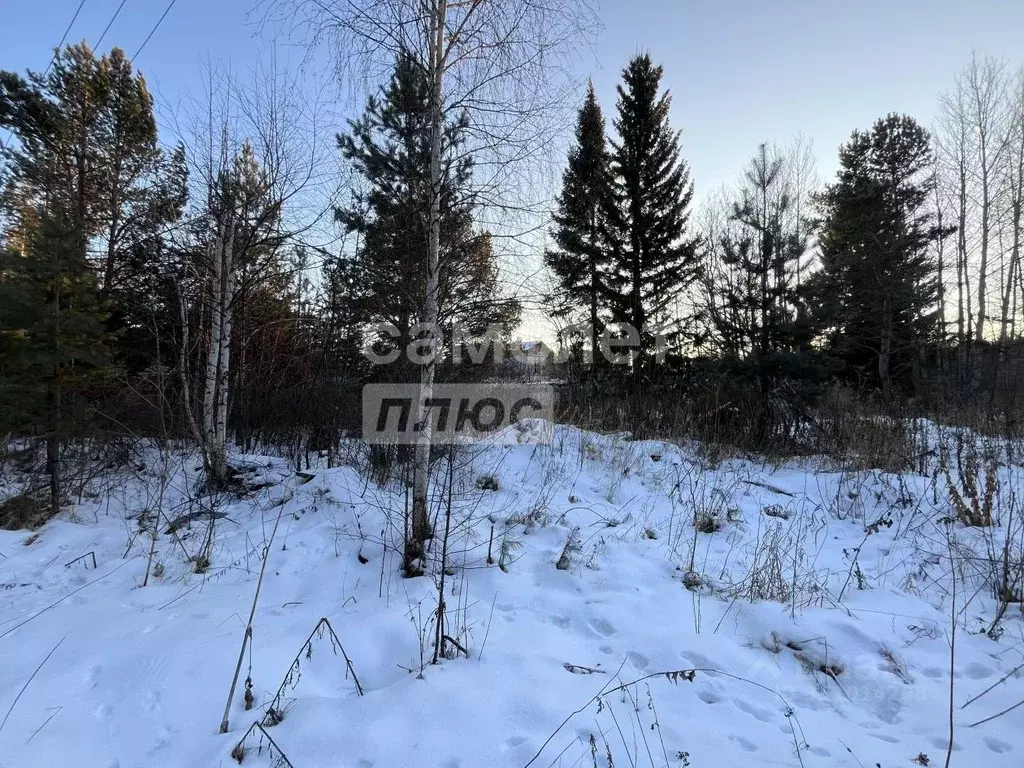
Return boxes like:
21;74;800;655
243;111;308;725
0;423;1022;767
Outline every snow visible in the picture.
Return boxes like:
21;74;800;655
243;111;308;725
1;424;1022;767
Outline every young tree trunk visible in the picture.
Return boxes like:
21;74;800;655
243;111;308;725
956;163;968;345
408;0;447;572
47;387;61;516
934;180;947;341
1006;80;1024;341
879;298;893;400
175;276;207;452
588;207;601;372
977;170;991;343
102;153;122;295
589;256;600;372
202;218;236;489
203;232;223;483
214;226;236;478
1009;198;1023;341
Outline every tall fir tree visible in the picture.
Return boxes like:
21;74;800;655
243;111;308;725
602;54;698;388
545;82;610;368
2;45;184;375
811;114;953;397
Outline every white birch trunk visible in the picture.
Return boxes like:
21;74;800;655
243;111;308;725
214;220;236;479
203;228;223;478
201;214;236;488
408;0;447;568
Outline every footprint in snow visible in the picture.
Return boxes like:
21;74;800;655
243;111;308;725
84;664;101;687
867;732;899;744
587;617;615;637
728;735;758;752
143;689;162;713
929;736;960;752
786;690;826;712
963;661;993;679
626;651;650;671
697;690;722;705
679;651;716;669
733;698;775;723
985;737;1012;754
500;736;528;752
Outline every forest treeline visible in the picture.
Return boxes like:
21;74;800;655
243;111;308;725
2;38;1023;524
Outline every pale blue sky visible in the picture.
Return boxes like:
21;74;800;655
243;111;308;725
3;1;1023;196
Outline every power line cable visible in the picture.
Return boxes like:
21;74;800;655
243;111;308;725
131;0;177;63
95;0;130;51
3;0;88;147
45;0;89;74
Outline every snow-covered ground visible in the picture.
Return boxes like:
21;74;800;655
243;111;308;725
1;423;1022;767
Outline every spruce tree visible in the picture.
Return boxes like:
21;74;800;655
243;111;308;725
812;114;953;397
603;54;698;386
545;82;609;367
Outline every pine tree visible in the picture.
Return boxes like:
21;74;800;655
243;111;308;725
545;82;609;368
1;44;116;513
0;203;110;514
337;52;518;377
602;54;698;387
2;45;184;375
699;143;825;443
93;48;166;296
812;114;953;397
706;144;812;357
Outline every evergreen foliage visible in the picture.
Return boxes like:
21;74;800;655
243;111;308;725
811;114;953;396
545;82;610;364
337;52;519;372
601;54;698;382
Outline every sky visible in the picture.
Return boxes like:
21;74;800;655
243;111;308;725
3;0;1024;338
4;1;1024;198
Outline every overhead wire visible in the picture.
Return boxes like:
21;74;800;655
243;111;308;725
131;0;178;63
44;0;88;74
94;0;130;51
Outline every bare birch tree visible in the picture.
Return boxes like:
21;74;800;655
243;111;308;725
784;133;819;292
266;0;598;573
937;85;974;347
175;61;327;489
999;68;1024;342
961;55;1011;343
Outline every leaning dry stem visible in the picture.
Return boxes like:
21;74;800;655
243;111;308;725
0;637;64;736
218;498;287;734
